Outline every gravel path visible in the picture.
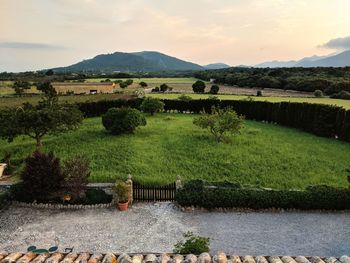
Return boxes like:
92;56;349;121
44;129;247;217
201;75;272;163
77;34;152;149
0;203;350;256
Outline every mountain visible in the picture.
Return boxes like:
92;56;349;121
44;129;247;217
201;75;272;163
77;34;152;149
254;51;350;68
54;51;204;72
132;51;203;71
203;63;231;69
255;60;297;68
296;50;350;67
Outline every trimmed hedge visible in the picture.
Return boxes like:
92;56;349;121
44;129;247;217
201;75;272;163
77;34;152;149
77;98;350;143
0;192;9;209
176;180;350;210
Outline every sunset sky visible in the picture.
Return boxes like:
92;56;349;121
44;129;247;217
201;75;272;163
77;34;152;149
1;0;350;72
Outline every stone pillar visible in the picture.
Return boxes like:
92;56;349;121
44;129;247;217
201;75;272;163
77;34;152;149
126;174;133;205
176;175;183;190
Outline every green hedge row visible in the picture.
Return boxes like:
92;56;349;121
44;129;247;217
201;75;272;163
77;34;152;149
176;180;350;210
77;98;350;142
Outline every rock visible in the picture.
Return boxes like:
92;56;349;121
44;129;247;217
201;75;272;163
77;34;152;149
231;256;242;263
17;252;38;263
243;256;255;263
173;255;184;263
1;252;22;263
31;254;50;263
88;254;103;263
61;253;79;263
145;254;157;263
46;252;64;263
217;252;227;263
324;258;339;263
74;252;90;263
132;255;143;263
118;254;132;263
295;257;310;263
160;254;170;263
281;257;297;263
309;257;325;263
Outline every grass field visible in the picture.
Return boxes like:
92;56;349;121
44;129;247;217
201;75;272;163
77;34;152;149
148;93;350;109
1;113;349;189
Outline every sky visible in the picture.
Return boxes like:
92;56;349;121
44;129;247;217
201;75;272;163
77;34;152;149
1;0;350;72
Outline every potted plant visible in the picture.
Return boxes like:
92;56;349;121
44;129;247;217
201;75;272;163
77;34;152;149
113;181;129;211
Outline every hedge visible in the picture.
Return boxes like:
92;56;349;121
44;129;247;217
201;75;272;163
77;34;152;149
176;180;350;210
0;192;9;209
77;98;350;143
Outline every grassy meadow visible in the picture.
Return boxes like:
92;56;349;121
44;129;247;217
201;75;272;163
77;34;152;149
1;113;349;189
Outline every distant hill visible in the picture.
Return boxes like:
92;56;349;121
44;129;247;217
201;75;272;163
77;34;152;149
203;63;231;69
132;51;203;71
54;51;204;72
255;51;350;68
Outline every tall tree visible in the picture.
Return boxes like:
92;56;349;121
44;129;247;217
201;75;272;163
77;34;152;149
12;81;30;96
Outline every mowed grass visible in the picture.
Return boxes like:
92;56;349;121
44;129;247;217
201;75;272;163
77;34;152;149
1;114;349;189
148;93;350;109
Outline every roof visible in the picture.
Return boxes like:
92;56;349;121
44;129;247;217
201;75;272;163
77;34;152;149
0;252;348;263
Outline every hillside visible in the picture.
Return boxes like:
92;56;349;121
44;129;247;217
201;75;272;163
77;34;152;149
203;63;231;69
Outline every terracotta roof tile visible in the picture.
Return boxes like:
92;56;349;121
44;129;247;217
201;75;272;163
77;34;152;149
0;252;347;263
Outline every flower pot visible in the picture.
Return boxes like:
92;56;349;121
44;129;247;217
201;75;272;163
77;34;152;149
117;201;129;211
0;163;7;178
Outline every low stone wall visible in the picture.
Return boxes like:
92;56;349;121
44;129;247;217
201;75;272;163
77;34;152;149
11;200;115;210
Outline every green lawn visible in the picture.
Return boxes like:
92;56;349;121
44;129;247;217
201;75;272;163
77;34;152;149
1;114;349;189
148;93;350;109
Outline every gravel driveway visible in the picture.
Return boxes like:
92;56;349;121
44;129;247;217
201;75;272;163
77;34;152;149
0;203;349;256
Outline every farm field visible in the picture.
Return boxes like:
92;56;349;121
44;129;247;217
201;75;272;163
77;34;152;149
148;93;350;109
1;113;349;189
0;93;134;108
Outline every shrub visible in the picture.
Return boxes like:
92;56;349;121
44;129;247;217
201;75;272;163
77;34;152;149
140;97;164;115
176;180;350;210
209;85;220;94
119;82;128;89
193;107;244;142
102;107;146;135
192;80;206;93
173;231;210;254
257;90;263;97
61;156;90;201
113;181;129;203
125;79;133;86
84;189;112;204
0;192;9;209
314;90;324;97
21;151;64;201
330;90;350;100
178;94;193;102
139;81;148;88
151;87;160;92
160;83;171;92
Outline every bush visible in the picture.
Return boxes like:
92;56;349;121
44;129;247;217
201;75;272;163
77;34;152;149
151;87;160;92
84;189;112;204
21;151;64;201
176;180;350;210
257;90;263;97
192;80;206;93
140;97;164;115
178;94;193;102
314;90;324;97
173;231;210;254
193;107;244;142
0;192;9;209
209;85;219;94
61;156;90;201
102;107;146;134
139;81;148;88
113;181;129;203
160;83;170;92
330;90;350;100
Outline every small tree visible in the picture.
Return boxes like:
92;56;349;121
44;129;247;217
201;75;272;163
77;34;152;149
0;82;83;149
139;81;148;88
102;107;146;135
314;90;324;97
12;81;30;96
209;85;219;94
21;151;64;201
125;79;133;86
173;232;210;254
178;94;193;102
257;90;263;97
160;83;170;92
192;80;206;93
140;97;164;115
193;107;244;142
119;82;128;89
61;156;90;201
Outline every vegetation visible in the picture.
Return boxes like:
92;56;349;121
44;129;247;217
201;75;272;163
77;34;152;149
173;231;210;254
21;151;64;201
0;87;84;148
209;85;219;94
330;90;350;100
139;81;148;88
178;94;193;102
192;80;206;93
177;180;350;210
140;97;164;115
314;90;324;97
102;107;146;135
1;114;350;188
113;181;129;203
193;107;244;142
194;67;350;94
12;81;30;96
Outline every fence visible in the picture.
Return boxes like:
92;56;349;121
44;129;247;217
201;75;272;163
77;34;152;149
132;181;177;202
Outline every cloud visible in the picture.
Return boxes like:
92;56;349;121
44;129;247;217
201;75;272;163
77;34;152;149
0;42;65;50
321;36;350;50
